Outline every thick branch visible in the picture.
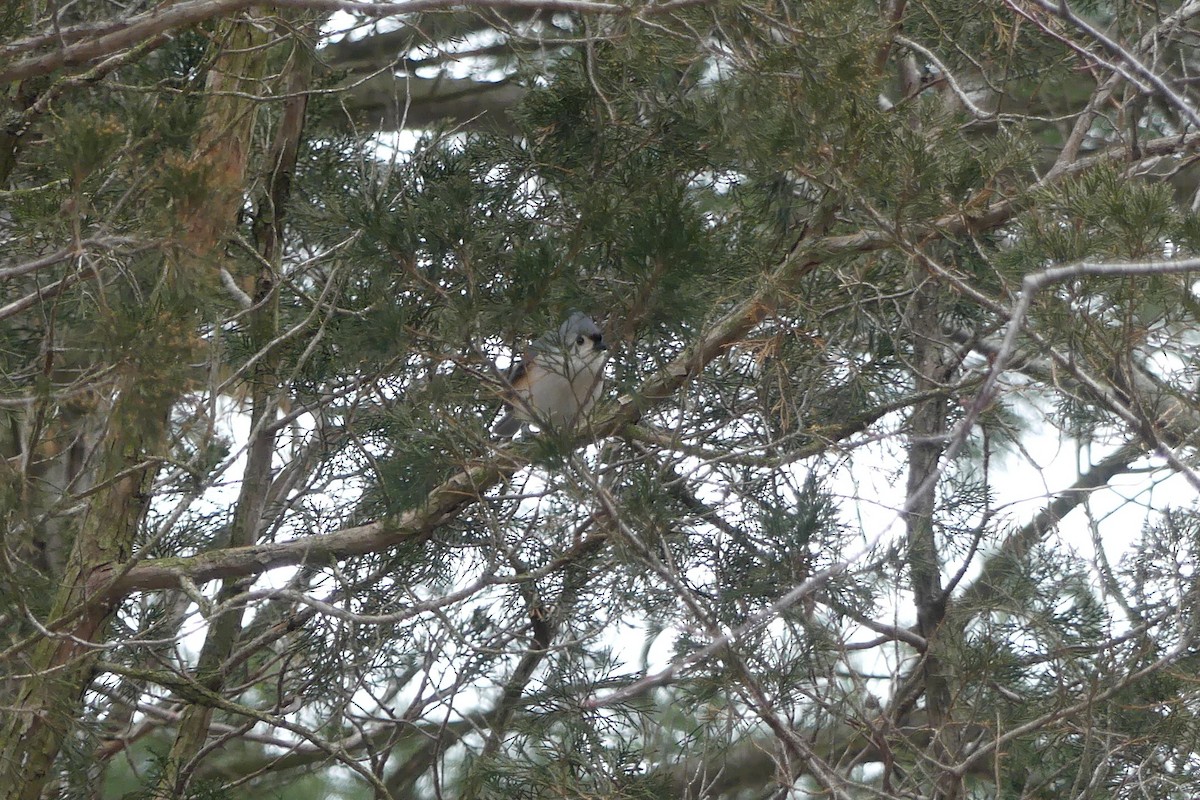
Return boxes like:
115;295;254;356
0;0;706;85
101;456;515;597
334;73;526;132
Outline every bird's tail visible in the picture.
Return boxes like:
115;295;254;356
492;410;521;438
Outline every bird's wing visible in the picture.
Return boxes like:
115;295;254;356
503;348;536;394
493;348;538;438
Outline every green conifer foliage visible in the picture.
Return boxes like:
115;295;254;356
4;1;1200;798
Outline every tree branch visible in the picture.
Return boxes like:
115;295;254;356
94;133;1200;608
0;0;712;85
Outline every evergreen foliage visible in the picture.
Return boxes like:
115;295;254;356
4;1;1200;798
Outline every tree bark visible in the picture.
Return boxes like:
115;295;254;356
0;373;170;799
0;10;272;795
153;14;310;795
902;272;956;799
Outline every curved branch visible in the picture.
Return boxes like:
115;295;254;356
334;73;527;133
0;0;704;85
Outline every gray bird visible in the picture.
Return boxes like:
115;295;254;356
493;312;608;437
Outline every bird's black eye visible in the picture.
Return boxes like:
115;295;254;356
576;335;585;346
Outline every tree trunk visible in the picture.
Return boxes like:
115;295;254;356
0;12;274;795
0;372;170;799
903;271;957;799
154;18;313;794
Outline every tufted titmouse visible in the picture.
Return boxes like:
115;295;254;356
493;312;608;437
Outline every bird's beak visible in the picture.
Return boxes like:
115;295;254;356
596;341;608;351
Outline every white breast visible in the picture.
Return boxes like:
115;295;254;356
514;352;605;427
